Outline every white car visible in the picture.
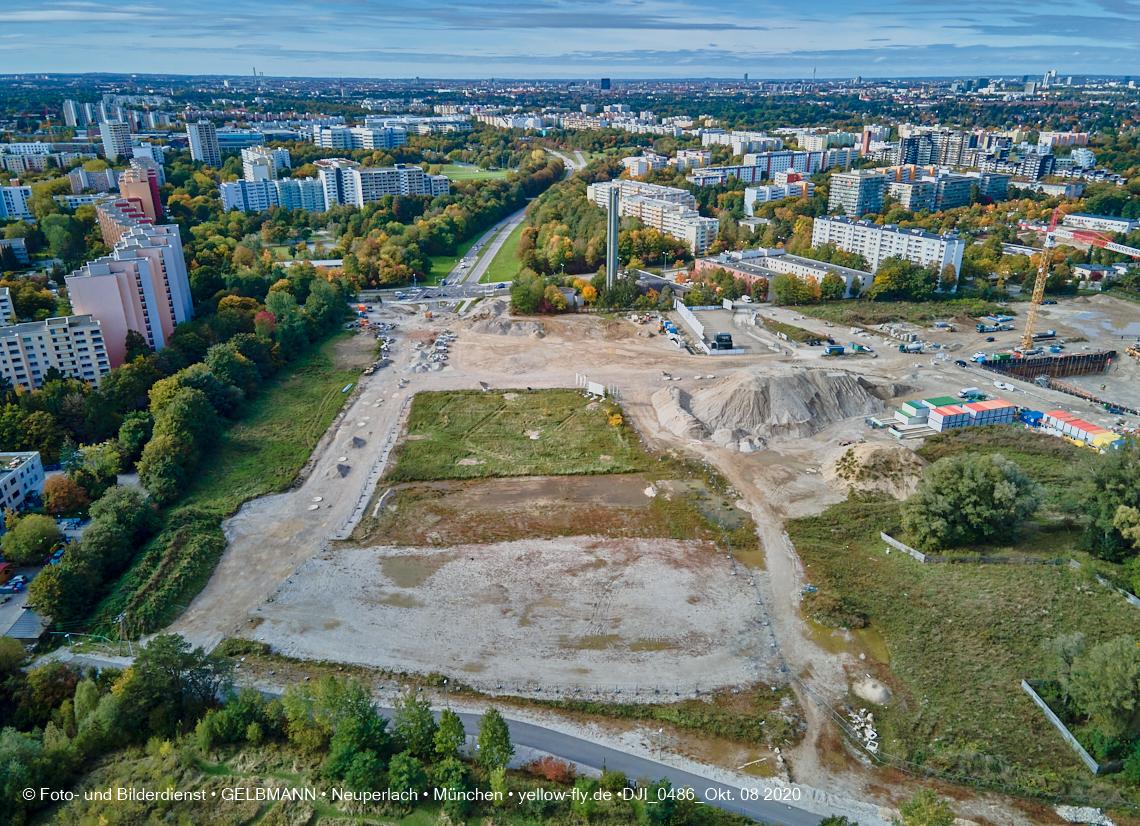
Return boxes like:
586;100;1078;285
994;380;1015;392
973;352;988;360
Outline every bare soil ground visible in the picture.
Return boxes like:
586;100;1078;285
250;535;782;692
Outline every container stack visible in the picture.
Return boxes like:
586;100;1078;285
928;404;971;432
894;400;930;426
961;399;1017;425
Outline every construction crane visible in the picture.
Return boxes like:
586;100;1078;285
1020;207;1061;351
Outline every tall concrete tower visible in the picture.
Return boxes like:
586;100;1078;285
605;186;620;289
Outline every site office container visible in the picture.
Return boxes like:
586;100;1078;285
922;397;959;409
1093;432;1124;449
900;401;928;418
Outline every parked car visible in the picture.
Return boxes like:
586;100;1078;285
1043;300;1057;305
954;360;967;367
985;336;995;342
9;575;27;587
994;380;1015;392
497;283;506;289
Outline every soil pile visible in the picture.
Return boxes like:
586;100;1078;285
465;299;545;337
652;386;708;440
823;441;928;500
684;367;888;441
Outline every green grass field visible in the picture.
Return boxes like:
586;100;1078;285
425;235;480;284
386;389;652;482
480;221;527;283
441;163;509;181
788;425;1140;793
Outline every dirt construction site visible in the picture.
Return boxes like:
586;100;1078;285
166;293;1140;822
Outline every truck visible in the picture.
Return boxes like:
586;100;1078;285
710;333;734;350
957;387;981;398
897;341;923;353
1032;330;1057;340
976;323;999;333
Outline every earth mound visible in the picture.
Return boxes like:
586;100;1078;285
823;441;928;500
661;366;889;444
465;299;545;337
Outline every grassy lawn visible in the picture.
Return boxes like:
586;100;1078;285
425;234;480;284
758;316;818;343
94;335;362;633
480;221;527;283
796;297;1013;328
442;162;509;181
788;424;1140;794
386;389;652;482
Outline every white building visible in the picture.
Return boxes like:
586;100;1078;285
743;182;815;214
701;130;783;154
0;142;52;156
671;149;711;169
220;177;326;213
0;452;45;512
187;121;221;166
586;180;718;255
99;121;133;160
0;287;15;320
621;153;667;177
242;146;291;181
811;216;965;276
1071;147;1096;168
350;164;450;203
1062;213;1139;234
701;247;872;298
0;315;110;389
365;116;471;135
312;126;407;150
0;186;33;221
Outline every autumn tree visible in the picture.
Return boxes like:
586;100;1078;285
43;475;90;515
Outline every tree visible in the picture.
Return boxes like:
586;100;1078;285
1071;442;1140;561
1069;635;1140;737
42;475;90;515
900;454;1042;550
434;756;472;818
771;273;818;305
1042;632;1086;704
939;263;957;293
819;270;846;300
90;485;159;543
477;706;514;770
819;818;858;826
0;514;62;564
118;412;154;465
388;751;428;796
124;330;152;362
434;707;466;759
893;789;955;826
136;433;195;504
120;634;233;734
392;691;438;760
749;277;769;302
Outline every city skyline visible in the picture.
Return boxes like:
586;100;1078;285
0;0;1135;79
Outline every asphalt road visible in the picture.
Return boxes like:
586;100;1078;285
378;706;826;826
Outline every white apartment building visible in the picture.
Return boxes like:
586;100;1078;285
0;287;15;321
67;224;192;366
586;179;696;209
366;116;470;135
1062;213;1139;234
671;149;711;169
0;186;33;221
621;153;667;177
0;315;110;388
313;126;407;151
0;452;45;512
701;131;783;154
0;142;52;156
99;121;133;160
220;178;326;213
350;164;450;203
242;146;291;181
316;159;358;208
585;180;717;254
811;216;965;275
187;121;221;166
743;182;815;214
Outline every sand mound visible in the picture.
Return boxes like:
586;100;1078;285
856;377;919;401
652;386;708;440
677;366;886;442
854;677;891;704
465;299;545;337
823;442;928;500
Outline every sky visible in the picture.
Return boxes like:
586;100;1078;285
1;0;1138;80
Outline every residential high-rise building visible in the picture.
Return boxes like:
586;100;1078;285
241;146;291;181
1019;153;1056;180
0;186;33;221
66;224;192;366
63;100;84;128
600;78;611;90
96;199;153;247
118;166;164;222
274;178;327;212
811;216;965;276
82;102;97;125
129;155;166;186
587;180;718;255
99;120;133;160
68;167;119;195
312;126;406;150
349;164;449;203
827;170;888;217
315;158;358;208
220;177;327;213
187;120;221;166
0;315;110;388
0;452;45;511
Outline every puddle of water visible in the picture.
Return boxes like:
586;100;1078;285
629;638;678;652
562;634;622;650
381;553;454;588
806;618;890;665
374;592;421;608
666;479;750;529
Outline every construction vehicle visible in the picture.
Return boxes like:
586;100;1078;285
710;332;734;350
976;323;999;333
1127;345;1140;362
1033;330;1057;340
1019;208;1061;352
